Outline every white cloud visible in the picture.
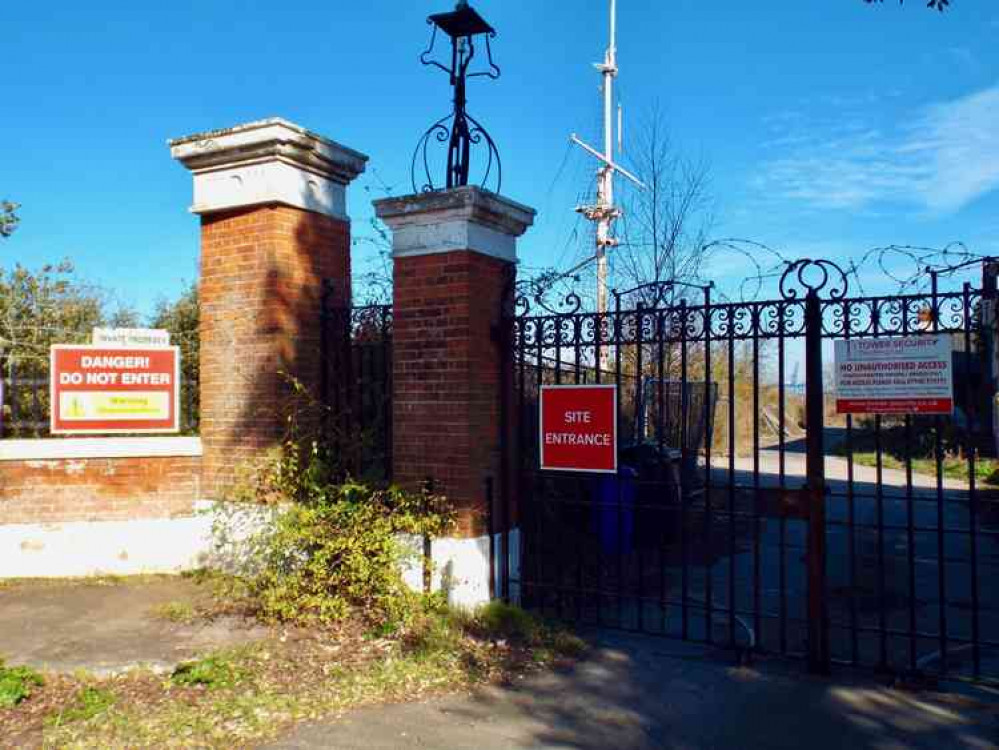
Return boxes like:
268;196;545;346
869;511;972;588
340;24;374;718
755;83;999;215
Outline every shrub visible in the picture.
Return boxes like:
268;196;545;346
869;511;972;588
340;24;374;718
208;388;455;629
243;481;453;626
0;659;44;708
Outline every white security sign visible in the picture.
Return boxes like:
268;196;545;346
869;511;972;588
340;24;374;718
92;328;171;348
834;335;953;415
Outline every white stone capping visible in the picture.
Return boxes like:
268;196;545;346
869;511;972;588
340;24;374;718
169;118;368;219
0;437;203;462
374;186;535;263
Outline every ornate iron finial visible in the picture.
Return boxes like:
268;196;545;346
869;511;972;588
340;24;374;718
779;259;849;300
412;1;502;194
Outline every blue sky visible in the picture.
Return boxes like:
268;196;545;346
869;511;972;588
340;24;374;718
3;0;998;313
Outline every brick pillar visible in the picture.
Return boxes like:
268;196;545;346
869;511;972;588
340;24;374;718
170;119;367;498
375;187;534;607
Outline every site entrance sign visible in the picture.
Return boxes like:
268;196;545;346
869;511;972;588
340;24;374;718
50;346;181;434
539;384;617;473
834;335;953;415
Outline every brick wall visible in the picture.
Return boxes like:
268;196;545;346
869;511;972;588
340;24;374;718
0;455;201;524
199;203;350;497
392;250;513;537
0;203;351;527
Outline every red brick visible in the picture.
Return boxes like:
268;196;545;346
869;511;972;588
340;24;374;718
199;204;351;498
392;251;514;537
0;457;201;524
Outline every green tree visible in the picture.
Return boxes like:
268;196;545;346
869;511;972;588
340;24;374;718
0;262;103;366
0;201;18;239
151;282;199;431
0;262;104;435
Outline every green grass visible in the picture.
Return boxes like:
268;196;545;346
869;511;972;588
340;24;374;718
477;601;543;641
39;603;585;749
0;659;44;708
845;451;999;487
45;686;115;726
170;655;247;690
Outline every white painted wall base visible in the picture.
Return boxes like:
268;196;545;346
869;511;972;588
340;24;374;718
0;501;279;579
0;514;215;578
1;504;522;609
400;529;521;610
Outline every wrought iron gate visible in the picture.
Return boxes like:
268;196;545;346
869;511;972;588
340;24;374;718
507;258;999;681
319;285;393;482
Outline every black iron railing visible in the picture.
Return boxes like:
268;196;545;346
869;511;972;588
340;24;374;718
1;360;200;438
319;291;393;482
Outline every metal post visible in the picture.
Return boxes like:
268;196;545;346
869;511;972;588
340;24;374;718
423;478;435;595
982;260;999;455
804;289;830;675
496;272;515;603
498;332;512;604
319;297;330;446
486;476;496;600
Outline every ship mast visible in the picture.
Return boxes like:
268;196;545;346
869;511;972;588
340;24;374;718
570;0;644;368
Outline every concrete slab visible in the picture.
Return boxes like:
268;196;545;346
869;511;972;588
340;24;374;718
0;577;267;675
266;633;999;750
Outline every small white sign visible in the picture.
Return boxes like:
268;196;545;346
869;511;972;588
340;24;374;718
834;335;954;415
92;328;171;348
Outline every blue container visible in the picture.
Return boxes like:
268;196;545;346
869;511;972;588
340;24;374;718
594;466;637;556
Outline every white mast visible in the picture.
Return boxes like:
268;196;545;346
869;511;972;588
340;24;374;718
571;0;644;369
596;0;616;320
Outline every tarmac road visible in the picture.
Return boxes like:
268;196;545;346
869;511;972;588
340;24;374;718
264;632;999;750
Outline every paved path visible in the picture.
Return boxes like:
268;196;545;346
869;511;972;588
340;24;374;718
0;577;267;675
712;450;974;492
265;633;999;750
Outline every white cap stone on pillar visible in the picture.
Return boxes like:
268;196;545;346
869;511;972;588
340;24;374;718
374;185;535;263
169;118;367;218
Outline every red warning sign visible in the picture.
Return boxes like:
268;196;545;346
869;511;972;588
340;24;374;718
539;385;617;473
50;345;181;434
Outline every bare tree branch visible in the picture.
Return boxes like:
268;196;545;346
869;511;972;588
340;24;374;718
617;105;714;295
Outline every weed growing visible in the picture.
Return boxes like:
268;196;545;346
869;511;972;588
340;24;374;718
170;655;247;690
44;685;115;726
0;659;44;709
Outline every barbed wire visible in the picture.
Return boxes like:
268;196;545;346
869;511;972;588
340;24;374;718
519;236;994;312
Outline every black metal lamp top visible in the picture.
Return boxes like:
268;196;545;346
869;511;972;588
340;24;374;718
428;3;494;38
412;1;502;194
